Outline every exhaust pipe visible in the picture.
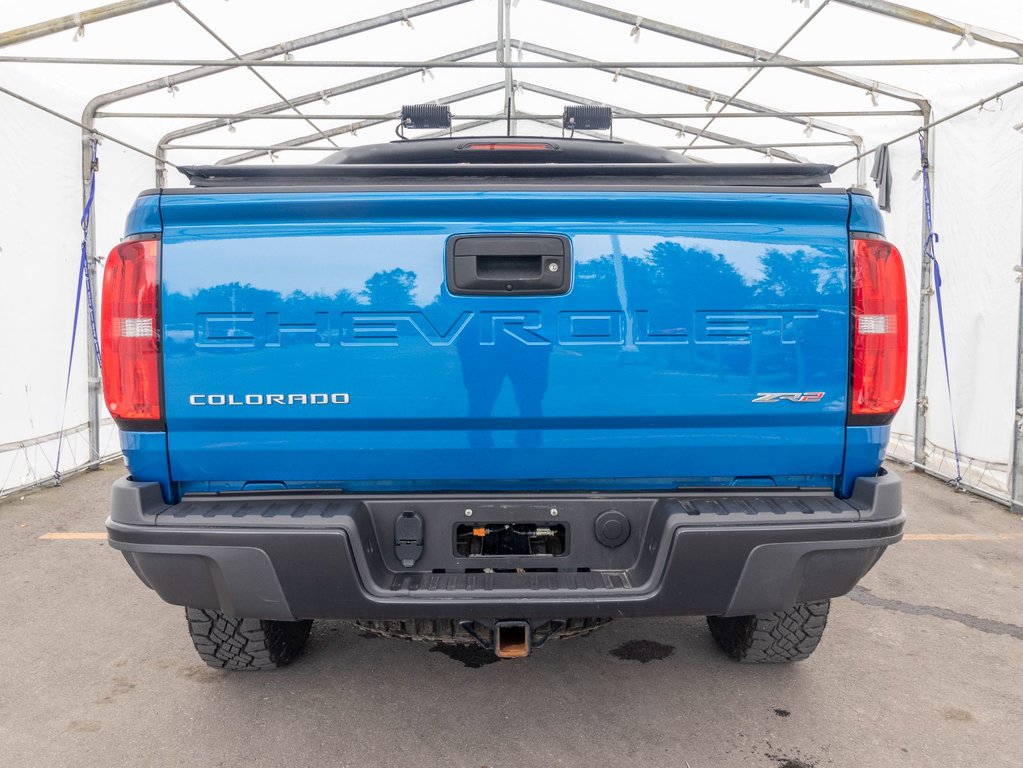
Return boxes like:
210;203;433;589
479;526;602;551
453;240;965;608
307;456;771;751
493;621;531;659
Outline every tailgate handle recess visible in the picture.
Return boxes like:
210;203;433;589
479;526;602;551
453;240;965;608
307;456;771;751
447;235;571;296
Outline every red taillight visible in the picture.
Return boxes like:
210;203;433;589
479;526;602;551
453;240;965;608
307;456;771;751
850;237;908;422
101;238;161;422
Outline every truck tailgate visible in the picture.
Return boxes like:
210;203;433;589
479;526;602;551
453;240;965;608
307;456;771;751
159;189;851;491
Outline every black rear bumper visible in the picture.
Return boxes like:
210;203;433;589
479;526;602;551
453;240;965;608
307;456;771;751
106;473;904;622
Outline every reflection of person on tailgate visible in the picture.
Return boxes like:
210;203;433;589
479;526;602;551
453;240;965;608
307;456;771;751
456;316;552;450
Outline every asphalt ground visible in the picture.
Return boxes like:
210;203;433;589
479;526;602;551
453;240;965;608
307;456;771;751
1;464;1021;768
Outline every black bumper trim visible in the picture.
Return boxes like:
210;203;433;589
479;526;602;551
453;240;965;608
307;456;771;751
107;474;904;621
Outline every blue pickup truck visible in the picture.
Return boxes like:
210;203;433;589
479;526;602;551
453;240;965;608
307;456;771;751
103;136;907;669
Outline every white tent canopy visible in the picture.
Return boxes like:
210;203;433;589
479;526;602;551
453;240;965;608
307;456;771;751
1;0;1021;508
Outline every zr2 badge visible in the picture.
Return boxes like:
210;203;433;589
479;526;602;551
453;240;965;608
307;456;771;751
752;392;825;403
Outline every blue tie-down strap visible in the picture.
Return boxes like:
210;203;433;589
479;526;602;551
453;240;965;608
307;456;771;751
918;132;962;488
55;138;103;483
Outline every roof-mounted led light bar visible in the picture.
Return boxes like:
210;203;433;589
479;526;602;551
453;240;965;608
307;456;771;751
400;103;452;130
562;105;613;133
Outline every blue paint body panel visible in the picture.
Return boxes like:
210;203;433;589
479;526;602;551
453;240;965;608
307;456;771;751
118;188;892;497
841;425;891;497
124;193;162;236
849;192;885;235
119;430;172;500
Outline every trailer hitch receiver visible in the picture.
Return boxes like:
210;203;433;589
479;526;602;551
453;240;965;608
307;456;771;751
494;621;531;659
458;619;568;659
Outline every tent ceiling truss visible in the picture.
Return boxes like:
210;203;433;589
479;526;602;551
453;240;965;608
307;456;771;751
2;0;1022;509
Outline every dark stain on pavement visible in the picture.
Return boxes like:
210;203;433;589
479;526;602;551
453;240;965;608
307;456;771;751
943;708;975;723
850;586;1023;641
95;676;137;705
66;720;102;733
429;642;500;668
774;708;791;718
182;666;225;684
609;639;675;663
764;743;817;767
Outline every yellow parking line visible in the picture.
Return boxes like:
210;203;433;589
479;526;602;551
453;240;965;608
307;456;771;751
38;532;106;540
903;532;1023;541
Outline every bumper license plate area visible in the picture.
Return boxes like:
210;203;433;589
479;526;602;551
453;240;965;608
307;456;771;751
455;523;567;557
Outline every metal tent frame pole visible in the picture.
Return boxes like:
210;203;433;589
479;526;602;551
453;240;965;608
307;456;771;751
7;54;1022;68
500;0;516;136
0;0;173;47
915;121;935;468
676;0;832;156
537;0;932;109
154;37;872;171
171;0;339;149
214;82;508;165
153;42;500;183
203;79;817;165
514;41;871;155
834;0;1023;57
1013;152;1023;512
517;82;809;163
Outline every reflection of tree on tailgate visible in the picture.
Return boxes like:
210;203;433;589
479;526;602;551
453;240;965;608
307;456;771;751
628;242;749;373
360;268;417;307
755;249;843;304
753;248;844;381
646;241;747;300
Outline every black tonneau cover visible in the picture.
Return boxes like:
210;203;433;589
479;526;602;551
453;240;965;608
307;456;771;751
181;163;836;188
180;136;835;189
318;137;691;165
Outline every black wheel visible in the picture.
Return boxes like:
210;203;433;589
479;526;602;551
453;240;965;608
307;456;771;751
185;607;313;671
706;600;830;663
354;617;611;644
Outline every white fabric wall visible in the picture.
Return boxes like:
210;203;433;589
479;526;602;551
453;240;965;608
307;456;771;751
906;93;1022;496
0;69;152;495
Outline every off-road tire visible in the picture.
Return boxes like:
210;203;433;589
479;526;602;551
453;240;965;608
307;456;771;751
354;617;611;644
186;607;313;670
706;600;830;663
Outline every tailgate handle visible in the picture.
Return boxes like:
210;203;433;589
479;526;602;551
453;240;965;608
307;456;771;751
447;235;571;296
